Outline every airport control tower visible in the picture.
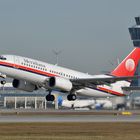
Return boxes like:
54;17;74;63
129;16;140;47
129;16;140;86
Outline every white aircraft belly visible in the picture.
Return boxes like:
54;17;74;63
76;88;114;97
0;65;47;84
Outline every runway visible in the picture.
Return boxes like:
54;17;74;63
0;109;140;122
0;111;140;122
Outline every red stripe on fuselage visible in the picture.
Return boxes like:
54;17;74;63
98;86;124;96
0;61;57;77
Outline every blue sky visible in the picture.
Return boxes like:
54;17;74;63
0;0;140;74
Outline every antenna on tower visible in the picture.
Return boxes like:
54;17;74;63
52;50;62;65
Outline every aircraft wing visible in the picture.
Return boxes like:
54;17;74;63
71;76;139;88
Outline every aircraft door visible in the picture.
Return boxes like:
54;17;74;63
14;56;20;69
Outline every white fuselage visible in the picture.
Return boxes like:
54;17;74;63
61;99;95;109
0;55;130;97
61;99;113;109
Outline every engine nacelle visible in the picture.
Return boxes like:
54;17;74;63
12;79;37;92
49;77;73;92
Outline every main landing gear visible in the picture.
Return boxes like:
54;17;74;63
45;90;77;101
46;90;55;101
67;89;77;101
67;94;77;101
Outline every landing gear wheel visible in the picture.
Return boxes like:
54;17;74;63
67;94;77;101
46;94;55;101
1;80;6;85
67;95;71;101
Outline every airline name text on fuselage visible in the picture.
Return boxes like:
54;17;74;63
23;59;46;68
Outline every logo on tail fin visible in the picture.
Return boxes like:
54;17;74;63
125;59;135;72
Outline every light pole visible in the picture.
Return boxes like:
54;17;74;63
52;50;62;65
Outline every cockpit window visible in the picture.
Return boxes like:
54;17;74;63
0;56;6;60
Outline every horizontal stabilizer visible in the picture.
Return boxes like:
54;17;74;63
122;86;140;91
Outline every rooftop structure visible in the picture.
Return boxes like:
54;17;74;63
129;16;140;47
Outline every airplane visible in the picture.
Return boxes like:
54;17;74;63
0;47;139;101
58;98;113;110
60;99;95;110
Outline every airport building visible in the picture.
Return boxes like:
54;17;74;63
0;82;60;110
0;82;138;110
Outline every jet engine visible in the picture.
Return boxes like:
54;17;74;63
48;77;73;92
12;79;37;92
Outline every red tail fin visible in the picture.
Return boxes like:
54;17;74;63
111;48;140;77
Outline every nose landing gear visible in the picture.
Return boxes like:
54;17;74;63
1;80;6;85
